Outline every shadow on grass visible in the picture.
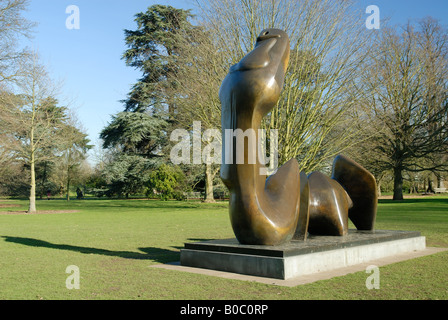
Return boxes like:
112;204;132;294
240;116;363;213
1;236;181;263
187;238;217;242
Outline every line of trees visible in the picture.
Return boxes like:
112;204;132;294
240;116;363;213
351;17;448;199
97;1;447;202
1;0;447;205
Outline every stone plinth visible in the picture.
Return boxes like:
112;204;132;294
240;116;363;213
180;230;426;280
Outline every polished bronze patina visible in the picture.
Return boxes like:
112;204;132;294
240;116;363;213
307;171;352;236
332;155;377;231
220;28;301;246
220;28;378;245
293;172;310;240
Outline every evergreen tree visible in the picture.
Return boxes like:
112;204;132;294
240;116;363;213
122;4;196;116
100;5;197;198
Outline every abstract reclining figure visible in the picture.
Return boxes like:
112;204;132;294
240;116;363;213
219;28;377;245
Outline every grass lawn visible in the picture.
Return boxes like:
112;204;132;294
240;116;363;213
0;195;447;300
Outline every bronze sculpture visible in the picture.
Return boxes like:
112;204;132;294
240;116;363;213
220;28;377;245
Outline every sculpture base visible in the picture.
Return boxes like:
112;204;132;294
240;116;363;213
180;230;426;280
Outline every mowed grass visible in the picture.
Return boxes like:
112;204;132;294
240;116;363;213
0;195;447;300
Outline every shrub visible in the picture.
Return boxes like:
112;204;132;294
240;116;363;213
147;164;185;200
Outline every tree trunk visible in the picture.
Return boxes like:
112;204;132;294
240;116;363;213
376;178;382;197
28;151;37;213
39;162;48;199
28;89;37;213
436;174;441;188
393;166;404;201
426;178;434;193
204;163;215;203
66;169;70;201
409;173;415;194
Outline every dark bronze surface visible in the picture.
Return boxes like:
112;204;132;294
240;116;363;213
220;28;300;245
307;172;352;236
332;155;378;231
219;28;378;245
293;171;310;240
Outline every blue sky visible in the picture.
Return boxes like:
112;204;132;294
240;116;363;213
22;0;196;161
21;1;448;163
360;0;448;25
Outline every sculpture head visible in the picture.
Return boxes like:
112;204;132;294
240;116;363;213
230;28;290;87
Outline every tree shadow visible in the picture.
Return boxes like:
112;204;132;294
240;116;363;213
1;236;181;263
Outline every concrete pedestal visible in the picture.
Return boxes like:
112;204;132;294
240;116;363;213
180;230;426;280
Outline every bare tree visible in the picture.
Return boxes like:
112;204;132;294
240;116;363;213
0;53;70;212
0;0;34;83
0;88;21;177
174;28;227;202
358;18;448;200
192;0;375;174
0;0;33;183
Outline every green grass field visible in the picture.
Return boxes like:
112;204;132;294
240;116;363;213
0;196;447;300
